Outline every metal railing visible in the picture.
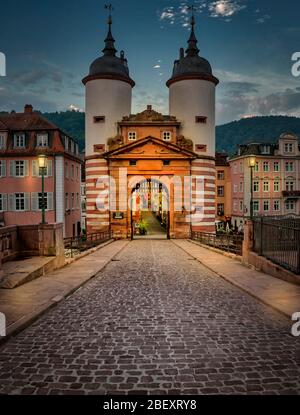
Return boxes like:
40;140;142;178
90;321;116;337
253;217;300;274
191;231;244;256
64;231;113;258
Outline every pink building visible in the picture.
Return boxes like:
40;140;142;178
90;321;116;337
0;105;82;238
230;133;300;230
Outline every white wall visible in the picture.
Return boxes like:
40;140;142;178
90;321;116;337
169;79;216;157
85;79;132;156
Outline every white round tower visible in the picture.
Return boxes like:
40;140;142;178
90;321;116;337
83;14;135;157
167;15;218;158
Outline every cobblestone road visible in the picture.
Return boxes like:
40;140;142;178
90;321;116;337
0;241;299;395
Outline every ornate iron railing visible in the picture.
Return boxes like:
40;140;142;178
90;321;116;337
253;217;300;275
64;231;113;258
191;231;244;256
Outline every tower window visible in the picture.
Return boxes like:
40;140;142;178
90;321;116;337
196;144;207;153
195;116;207;124
162;131;171;141
163;160;170;166
128;132;137;141
94;116;105;123
130;160;137;166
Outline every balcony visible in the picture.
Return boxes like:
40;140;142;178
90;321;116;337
282;190;300;199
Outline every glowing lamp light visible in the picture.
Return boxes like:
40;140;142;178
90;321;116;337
249;156;256;168
38;155;47;169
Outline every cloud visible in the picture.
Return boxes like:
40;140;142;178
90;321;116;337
256;14;271;24
208;1;246;18
153;65;161;69
223;81;260;96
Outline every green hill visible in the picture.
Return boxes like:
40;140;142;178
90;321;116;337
16;111;300;154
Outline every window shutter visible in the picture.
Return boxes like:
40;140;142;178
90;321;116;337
9;161;15;177
48;192;54;210
24;160;29;177
13;135;17;148
2;161;6;177
47;160;53;177
32;160;38;177
2;194;7;211
8;194;15;211
31;193;38;211
24;193;30;211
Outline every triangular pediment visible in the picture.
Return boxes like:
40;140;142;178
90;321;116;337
104;136;197;160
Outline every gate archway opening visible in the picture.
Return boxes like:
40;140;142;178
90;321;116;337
130;179;170;240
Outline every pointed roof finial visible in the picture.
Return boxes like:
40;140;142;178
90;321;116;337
103;4;117;56
186;5;199;57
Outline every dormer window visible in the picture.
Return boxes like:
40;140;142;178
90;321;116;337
37;133;48;148
284;143;294;153
0;133;6;150
162;131;171;141
128;131;137;141
261;145;270;155
14;133;25;149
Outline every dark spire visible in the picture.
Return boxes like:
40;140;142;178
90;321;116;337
103;4;117;56
186;7;199;57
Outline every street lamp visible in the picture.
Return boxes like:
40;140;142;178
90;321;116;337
38;155;48;225
248;156;256;220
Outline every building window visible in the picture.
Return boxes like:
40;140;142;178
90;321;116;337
217;171;225;180
76;193;80;209
274;200;280;212
163;160;170;166
274;161;280;172
253;201;259;213
285;162;294;172
285;200;295;211
263;200;270;212
94;116;105;123
286;181;295;192
233;200;238;212
38;193;48;210
195;116;207;124
253;181;259;192
233;163;238;174
217;186;224;197
162;131;171;141
263;162;269;172
254;162;259;172
284;143;294;153
65;193;69;210
239;200;244;212
71;164;75;179
217;203;224;216
0;194;7;212
239;182;243;193
128;131;137;141
0;160;6;177
76;166;79;179
14;133;25;148
37;133;48;148
64;136;69;150
0;134;6;149
233;184;238;194
71;193;75;210
274;181;280;192
15;193;25;211
263;181;269;192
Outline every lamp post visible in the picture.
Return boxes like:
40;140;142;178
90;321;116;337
38;155;48;225
248;156;256;220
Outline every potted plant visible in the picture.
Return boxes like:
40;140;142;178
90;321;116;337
138;220;148;235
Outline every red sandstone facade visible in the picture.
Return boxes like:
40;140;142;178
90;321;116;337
0;105;82;238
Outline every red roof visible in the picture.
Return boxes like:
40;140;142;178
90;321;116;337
0;111;57;131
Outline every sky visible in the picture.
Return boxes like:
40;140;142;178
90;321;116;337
0;0;300;125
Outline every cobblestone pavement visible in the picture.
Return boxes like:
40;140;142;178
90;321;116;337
0;241;299;395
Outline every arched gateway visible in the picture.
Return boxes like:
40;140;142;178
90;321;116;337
83;11;219;239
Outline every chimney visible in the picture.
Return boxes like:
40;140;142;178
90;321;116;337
147;105;152;111
24;104;33;114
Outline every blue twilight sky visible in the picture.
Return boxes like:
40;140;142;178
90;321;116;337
0;0;300;125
